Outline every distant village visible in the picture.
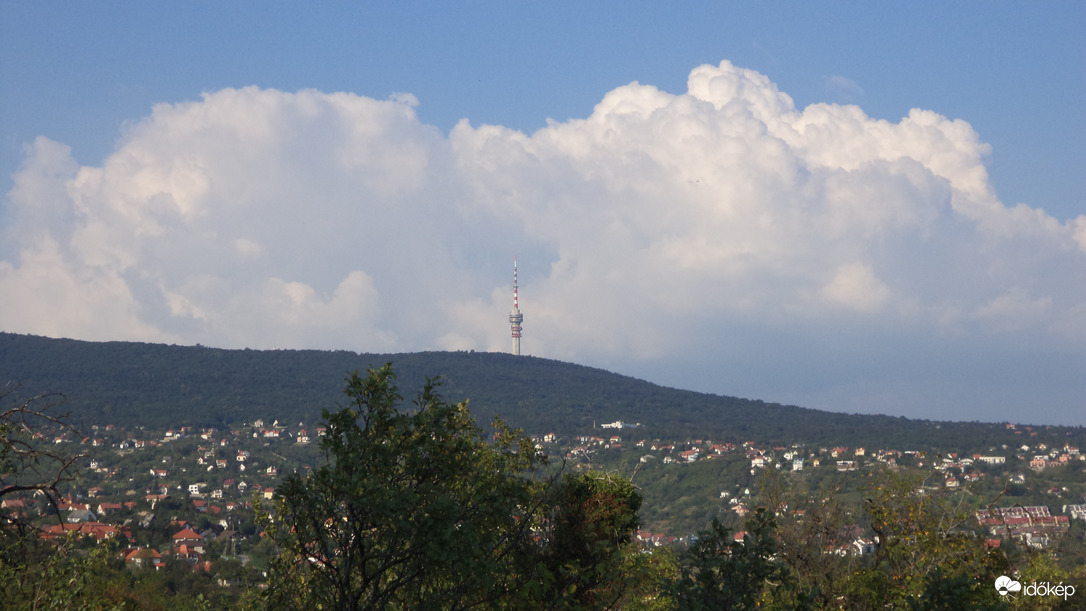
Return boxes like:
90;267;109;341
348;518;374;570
3;417;1085;576
544;420;1085;552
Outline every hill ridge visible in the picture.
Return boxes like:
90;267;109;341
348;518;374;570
2;332;1078;452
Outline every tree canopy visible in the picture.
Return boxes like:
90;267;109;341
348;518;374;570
260;364;550;609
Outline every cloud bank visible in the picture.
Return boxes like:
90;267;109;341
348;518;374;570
3;61;1083;424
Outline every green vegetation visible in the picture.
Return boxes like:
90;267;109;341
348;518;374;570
3;339;1086;608
261;365;547;609
3;332;1082;454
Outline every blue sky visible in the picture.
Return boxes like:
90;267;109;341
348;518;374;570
2;2;1084;425
3;3;1082;219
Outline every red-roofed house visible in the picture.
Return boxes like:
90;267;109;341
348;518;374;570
124;547;165;569
41;521;118;542
97;502;124;515
172;527;205;553
174;543;204;564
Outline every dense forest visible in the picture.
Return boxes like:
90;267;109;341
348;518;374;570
1;332;1082;454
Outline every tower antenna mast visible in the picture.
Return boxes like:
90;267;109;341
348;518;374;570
509;257;524;355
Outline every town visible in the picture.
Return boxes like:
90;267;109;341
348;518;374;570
549;420;1085;552
4;412;1085;595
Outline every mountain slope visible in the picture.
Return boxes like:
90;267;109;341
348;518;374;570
1;332;1073;452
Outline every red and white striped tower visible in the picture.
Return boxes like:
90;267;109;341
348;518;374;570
509;257;524;355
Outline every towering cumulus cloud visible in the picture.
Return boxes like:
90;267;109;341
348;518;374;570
2;61;1083;423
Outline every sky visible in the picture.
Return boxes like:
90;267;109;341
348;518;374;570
1;3;1084;426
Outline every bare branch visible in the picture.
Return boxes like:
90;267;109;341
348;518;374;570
0;383;87;530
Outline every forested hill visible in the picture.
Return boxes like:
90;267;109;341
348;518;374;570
1;332;1078;452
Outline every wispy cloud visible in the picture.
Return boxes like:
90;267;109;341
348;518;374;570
822;74;865;103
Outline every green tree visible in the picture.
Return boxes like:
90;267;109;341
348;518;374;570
537;471;653;609
753;468;855;608
0;536;216;611
672;508;801;610
1007;552;1079;611
259;364;548;610
843;467;1009;609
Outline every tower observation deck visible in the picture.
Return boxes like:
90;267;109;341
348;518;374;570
509;257;523;356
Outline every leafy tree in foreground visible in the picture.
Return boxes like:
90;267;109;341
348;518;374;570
538;471;665;609
259;364;549;610
672;509;800;610
844;468;1010;610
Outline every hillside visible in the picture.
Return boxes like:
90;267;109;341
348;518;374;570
1;332;1080;452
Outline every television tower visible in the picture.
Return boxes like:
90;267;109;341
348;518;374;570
509;257;524;355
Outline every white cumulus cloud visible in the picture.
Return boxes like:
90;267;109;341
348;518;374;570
3;61;1084;424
